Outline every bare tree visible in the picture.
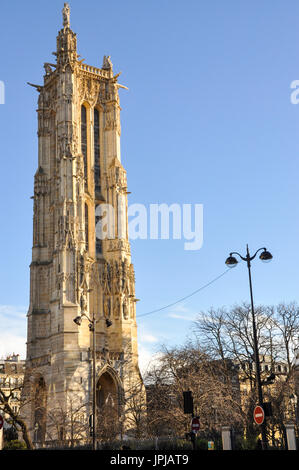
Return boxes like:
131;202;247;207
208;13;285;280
144;341;245;439
45;395;91;447
193;302;299;445
0;376;33;449
121;373;147;439
273;302;299;370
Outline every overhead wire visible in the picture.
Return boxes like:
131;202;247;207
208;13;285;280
136;268;231;318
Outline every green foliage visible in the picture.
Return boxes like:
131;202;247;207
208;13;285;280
4;426;18;442
195;438;208;450
3;439;27;450
233;435;259;450
156;439;193;450
175;439;193;450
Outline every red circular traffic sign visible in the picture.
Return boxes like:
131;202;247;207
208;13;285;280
253;406;265;425
191;417;200;432
0;416;3;430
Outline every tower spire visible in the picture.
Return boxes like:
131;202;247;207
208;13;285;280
56;3;77;68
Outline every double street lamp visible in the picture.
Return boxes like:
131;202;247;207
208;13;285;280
225;244;273;450
73;311;112;450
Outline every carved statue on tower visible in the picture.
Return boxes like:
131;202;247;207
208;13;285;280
62;3;70;28
102;55;113;70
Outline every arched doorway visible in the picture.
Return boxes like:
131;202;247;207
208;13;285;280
97;372;118;409
96;370;120;440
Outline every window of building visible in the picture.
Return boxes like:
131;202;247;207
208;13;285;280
95;209;103;256
94;108;101;193
81;105;88;189
85;203;89;252
96;238;102;256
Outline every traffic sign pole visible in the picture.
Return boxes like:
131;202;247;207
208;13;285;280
0;416;4;451
254;405;265;426
191;417;200;433
191;416;200;451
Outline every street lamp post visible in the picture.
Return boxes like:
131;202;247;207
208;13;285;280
73;311;113;450
225;244;273;450
91;312;97;452
73;311;97;450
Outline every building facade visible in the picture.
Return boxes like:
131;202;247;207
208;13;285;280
237;355;297;446
0;355;25;419
24;3;144;444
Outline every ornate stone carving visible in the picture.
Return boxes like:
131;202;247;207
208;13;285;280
34;167;48;196
107;239;130;254
62;3;70;28
80;292;87;313
123;297;129;320
102;55;113;70
107;159;127;191
113;296;120;319
104;105;121;134
44;63;53;76
77;76;100;106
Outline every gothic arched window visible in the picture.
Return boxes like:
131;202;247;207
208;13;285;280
94;108;101;193
85;203;89;252
96;238;102;256
95;205;102;257
81;105;88;189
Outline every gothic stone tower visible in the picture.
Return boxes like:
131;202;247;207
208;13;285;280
24;4;144;443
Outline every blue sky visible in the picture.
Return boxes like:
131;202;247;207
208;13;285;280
0;1;299;371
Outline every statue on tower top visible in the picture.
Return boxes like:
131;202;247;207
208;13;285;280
102;55;113;70
62;2;70;28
